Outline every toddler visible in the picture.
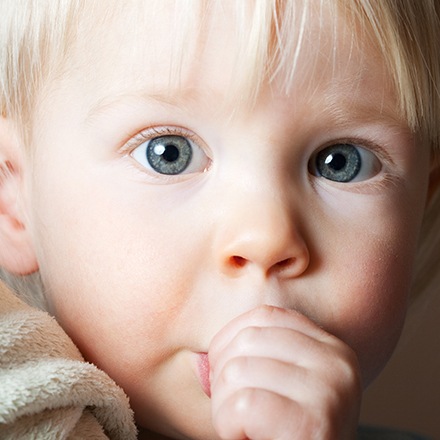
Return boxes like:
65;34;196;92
1;1;440;439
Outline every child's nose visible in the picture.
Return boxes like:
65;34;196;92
214;192;310;280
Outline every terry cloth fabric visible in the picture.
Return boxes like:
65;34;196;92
0;280;137;439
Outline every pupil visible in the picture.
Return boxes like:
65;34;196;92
146;135;193;175
328;153;346;171
162;144;179;162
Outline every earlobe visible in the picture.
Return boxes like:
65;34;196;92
0;118;38;275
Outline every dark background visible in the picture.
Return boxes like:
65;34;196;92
360;289;440;439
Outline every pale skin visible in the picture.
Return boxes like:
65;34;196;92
0;2;437;439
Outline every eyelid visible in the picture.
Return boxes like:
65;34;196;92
309;137;401;193
121;125;212;182
122;125;210;156
320;137;395;167
308;137;398;186
310;137;395;178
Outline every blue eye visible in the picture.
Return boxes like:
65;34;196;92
146;135;191;175
311;143;381;183
131;133;210;176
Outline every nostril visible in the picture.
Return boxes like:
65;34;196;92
270;258;302;277
230;256;247;268
224;251;309;278
275;258;295;269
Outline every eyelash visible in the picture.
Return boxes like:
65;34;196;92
123;126;204;152
309;137;400;190
122;127;396;189
121;125;211;179
320;137;392;163
316;137;391;167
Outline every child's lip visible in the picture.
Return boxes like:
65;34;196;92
197;352;211;397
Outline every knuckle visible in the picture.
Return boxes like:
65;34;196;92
220;356;247;387
325;340;362;391
252;304;282;321
231;388;256;416
233;325;262;353
214;388;256;438
337;347;362;391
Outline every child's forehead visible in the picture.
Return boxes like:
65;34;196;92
62;1;388;112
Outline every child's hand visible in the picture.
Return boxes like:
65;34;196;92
209;306;361;440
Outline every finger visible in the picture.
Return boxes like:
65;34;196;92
210;324;358;396
211;355;360;420
212;388;313;440
211;356;307;410
209;305;329;366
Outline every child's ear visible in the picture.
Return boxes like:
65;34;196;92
0;117;38;275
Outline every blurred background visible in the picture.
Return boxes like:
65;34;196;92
360;287;440;439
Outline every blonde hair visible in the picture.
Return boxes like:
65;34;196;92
0;0;440;306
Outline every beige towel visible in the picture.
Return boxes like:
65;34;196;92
0;280;137;439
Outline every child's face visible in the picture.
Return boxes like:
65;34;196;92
21;2;430;439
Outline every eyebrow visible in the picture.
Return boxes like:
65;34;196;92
86;83;409;135
86;87;207;124
331;104;405;129
322;87;407;130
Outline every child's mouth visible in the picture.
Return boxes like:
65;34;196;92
197;352;211;397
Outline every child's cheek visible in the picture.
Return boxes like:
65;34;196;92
324;230;415;386
308;182;425;386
